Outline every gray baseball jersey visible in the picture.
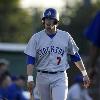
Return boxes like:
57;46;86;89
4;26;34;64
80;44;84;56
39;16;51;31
24;29;79;100
24;29;79;72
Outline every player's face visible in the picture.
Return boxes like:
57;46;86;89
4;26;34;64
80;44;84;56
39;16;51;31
44;18;56;32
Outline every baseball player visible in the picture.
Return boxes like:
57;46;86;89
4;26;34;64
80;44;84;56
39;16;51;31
24;8;90;100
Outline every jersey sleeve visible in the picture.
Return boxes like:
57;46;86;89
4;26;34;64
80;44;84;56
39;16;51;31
69;52;81;62
67;34;79;55
24;34;37;57
26;55;36;65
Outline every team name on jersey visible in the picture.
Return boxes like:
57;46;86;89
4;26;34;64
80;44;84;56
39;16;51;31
37;46;64;57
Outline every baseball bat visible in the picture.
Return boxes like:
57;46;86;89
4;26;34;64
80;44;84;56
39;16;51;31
30;94;34;100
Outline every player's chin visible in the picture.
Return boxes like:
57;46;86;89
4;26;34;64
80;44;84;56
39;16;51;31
45;27;52;31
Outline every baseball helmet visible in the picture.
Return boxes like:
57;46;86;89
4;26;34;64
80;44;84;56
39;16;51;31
42;8;59;22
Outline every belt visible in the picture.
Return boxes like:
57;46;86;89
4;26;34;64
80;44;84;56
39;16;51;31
37;70;64;74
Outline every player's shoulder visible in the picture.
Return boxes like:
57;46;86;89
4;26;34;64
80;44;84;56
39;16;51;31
33;30;44;36
57;29;71;37
31;30;45;39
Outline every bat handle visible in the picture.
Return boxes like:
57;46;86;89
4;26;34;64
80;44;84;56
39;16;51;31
30;93;34;100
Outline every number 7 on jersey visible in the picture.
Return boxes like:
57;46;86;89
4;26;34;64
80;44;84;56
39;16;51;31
57;57;61;65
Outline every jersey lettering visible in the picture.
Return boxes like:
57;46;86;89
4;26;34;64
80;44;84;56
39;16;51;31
37;46;64;57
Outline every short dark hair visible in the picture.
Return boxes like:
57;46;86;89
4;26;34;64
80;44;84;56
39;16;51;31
0;71;11;86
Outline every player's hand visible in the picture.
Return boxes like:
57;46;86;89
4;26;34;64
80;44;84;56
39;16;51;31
83;75;90;88
27;81;35;95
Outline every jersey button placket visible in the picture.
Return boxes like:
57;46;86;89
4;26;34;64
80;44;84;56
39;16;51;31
50;39;53;55
49;39;53;64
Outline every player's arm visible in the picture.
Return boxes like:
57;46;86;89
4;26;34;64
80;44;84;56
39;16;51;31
27;55;36;95
70;53;86;73
27;64;34;76
27;55;35;76
68;34;90;87
24;34;37;99
70;53;90;88
74;60;90;88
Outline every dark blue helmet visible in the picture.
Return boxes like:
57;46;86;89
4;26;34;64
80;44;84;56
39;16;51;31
42;8;59;22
